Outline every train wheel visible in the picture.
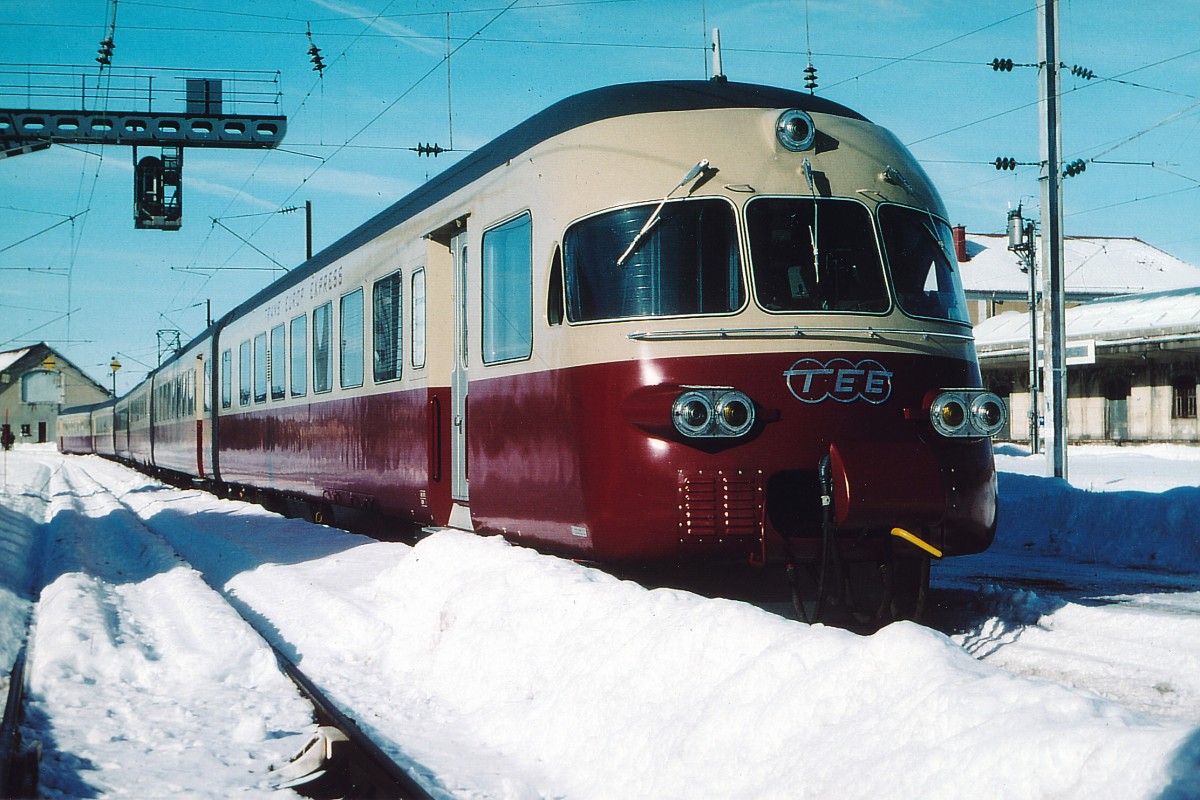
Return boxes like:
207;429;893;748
846;554;929;627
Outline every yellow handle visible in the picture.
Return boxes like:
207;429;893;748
890;527;943;559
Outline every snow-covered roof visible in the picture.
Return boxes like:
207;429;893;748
959;234;1200;298
0;347;31;373
975;285;1200;349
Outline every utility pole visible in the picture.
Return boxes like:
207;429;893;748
1008;206;1040;454
1038;0;1068;479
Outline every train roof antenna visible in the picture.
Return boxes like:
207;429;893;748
711;28;727;83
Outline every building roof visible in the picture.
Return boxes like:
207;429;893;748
975;286;1200;353
0;347;31;373
959;233;1200;299
0;342;110;394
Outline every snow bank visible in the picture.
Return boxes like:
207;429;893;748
1;453;314;799
994;447;1200;572
225;529;1198;799
5;448;1200;799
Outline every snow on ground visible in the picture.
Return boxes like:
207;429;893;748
1;444;1199;799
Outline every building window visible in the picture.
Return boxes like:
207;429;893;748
372;272;403;382
313;303;332;393
290;314;308;397
239;340;251;406
482;212;533;363
341;288;365;388
412;269;426;369
1172;375;1197;419
270;324;286;400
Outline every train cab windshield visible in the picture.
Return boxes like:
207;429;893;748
563;198;742;322
879;205;970;324
746;197;889;313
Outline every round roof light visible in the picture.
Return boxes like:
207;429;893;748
776;109;816;152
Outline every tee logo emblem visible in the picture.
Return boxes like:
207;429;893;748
785;358;893;404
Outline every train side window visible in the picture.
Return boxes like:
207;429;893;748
238;340;251;406
254;333;268;403
372;272;403;382
547;246;564;326
313;303;333;393
221;349;232;409
270;324;286;400
482;212;533;363
411;268;426;369
290;314;308;397
878;204;969;324
340;288;365;389
203;358;211;413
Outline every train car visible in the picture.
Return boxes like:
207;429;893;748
113;392;131;461
121;379;153;468
150;334;214;480
58;402;101;455
198;79;1002;621
93;399;117;458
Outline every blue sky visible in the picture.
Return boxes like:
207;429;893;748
2;0;1198;392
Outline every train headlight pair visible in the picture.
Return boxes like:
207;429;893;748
672;389;756;439
929;390;1007;438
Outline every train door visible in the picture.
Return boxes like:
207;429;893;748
451;229;470;503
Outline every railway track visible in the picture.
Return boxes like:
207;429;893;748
17;458;437;799
1;645;38;799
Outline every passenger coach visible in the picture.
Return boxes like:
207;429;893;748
65;80;1005;622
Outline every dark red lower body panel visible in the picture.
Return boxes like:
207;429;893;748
467;351;997;563
217;388;451;528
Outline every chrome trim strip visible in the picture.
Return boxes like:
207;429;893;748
627;326;975;342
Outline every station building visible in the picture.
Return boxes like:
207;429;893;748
955;230;1200;444
0;343;110;446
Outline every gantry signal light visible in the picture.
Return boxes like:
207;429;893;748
1063;158;1088;178
993;157;1018;171
96;36;115;67
990;57;1014;72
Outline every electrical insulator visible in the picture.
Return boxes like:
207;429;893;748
990;57;1014;72
411;143;447;157
96;36;115;67
993;157;1017;171
1070;65;1095;80
1063;159;1088;178
804;64;818;92
308;44;326;73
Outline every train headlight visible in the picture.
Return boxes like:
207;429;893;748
715;391;756;436
776;109;816;152
971;393;1007;437
672;388;756;439
929;389;1007;438
673;391;714;437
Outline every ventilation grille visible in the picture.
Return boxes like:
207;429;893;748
677;469;764;538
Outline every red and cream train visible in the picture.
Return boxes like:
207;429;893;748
60;80;1004;622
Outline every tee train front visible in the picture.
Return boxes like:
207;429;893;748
92;81;1007;620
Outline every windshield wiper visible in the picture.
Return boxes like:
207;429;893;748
616;159;709;267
